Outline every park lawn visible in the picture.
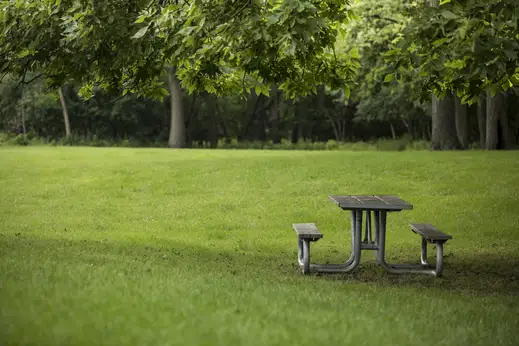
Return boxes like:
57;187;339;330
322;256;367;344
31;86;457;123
1;146;518;346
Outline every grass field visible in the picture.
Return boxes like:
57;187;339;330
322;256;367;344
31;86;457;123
1;146;519;346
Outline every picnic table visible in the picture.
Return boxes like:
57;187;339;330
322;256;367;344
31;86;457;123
292;195;452;277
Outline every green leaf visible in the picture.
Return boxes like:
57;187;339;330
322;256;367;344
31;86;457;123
384;74;394;83
17;49;33;58
439;0;451;5
432;38;449;47
441;11;458;20
289;41;296;55
343;85;350;99
135;15;147;24
260;84;270;97
349;48;359;59
384;49;398;57
131;25;149;39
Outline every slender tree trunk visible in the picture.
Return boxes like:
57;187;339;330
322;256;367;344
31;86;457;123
389;122;396;140
209;95;219;148
20;88;26;135
167;68;185;148
401;118;411;138
430;94;461;150
58;86;71;137
477;94;486;148
454;95;468;149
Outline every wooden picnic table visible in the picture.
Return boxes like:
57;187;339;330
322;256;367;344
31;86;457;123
292;195;452;277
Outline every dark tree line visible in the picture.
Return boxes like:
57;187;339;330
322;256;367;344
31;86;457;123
1;0;518;149
2;76;518;148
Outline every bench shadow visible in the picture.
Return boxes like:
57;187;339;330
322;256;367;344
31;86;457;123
313;252;519;297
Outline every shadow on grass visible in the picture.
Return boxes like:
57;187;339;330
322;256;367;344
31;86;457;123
2;234;518;297
314;253;519;297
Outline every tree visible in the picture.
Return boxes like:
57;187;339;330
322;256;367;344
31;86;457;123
167;68;185;148
0;0;358;103
384;0;519;149
336;0;431;141
58;87;71;137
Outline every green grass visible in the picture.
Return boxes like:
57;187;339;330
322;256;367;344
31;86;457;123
1;147;519;346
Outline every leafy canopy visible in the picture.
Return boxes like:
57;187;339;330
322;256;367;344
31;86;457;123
0;0;359;99
384;0;519;104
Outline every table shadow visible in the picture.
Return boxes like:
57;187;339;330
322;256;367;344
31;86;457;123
311;252;519;297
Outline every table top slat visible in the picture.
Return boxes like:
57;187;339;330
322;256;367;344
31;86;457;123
328;195;413;211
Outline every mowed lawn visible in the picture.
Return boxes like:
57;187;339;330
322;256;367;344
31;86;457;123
1;146;518;346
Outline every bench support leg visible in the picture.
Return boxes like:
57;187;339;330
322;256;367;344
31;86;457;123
420;237;429;266
434;241;445;277
297;238;311;274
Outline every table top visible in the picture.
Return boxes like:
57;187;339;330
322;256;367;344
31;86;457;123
328;195;413;211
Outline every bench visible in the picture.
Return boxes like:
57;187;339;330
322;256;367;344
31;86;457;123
409;223;452;277
293;223;323;274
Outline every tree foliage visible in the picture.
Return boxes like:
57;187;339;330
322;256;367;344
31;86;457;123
0;0;359;99
385;0;519;104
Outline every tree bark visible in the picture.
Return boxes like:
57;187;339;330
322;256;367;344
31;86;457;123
485;91;510;150
58;86;71;137
454;95;468;149
167;68;185;148
477;94;486;148
501;93;511;149
210;95;220;148
270;87;282;144
430;94;461;150
20;88;26;135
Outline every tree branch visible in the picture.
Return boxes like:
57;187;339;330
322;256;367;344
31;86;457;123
21;73;45;86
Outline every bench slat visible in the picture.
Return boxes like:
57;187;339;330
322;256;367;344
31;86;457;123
293;223;323;239
410;223;452;241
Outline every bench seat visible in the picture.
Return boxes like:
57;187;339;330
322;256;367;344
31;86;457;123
292;223;323;241
409;223;452;242
292;223;323;274
409;222;452;277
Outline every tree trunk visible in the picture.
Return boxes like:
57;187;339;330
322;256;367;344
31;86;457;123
477;94;486;148
20;88;26;135
485;91;510;150
454;95;468;149
430;94;461;150
401;118;411;138
167;68;185;148
270;87;282;144
501;93;511;149
210;95;220;148
58;86;71;137
389;122;396;140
